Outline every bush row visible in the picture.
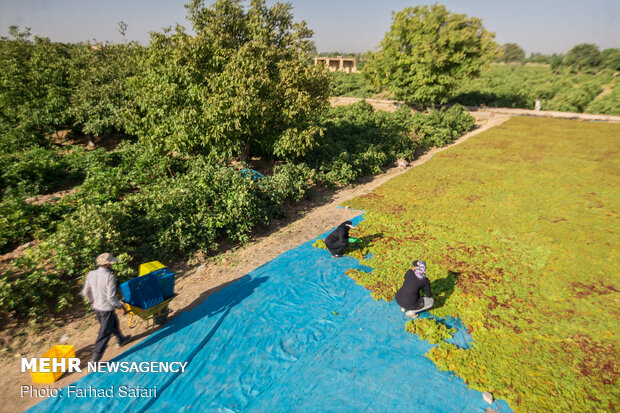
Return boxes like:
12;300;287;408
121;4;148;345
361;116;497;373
0;153;314;316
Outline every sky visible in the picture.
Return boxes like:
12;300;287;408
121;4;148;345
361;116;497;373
0;0;618;56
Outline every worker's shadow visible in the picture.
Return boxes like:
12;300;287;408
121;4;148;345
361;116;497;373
356;233;383;244
114;275;268;361
347;233;383;250
430;271;459;309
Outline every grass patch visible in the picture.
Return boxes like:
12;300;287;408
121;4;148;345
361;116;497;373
344;116;620;412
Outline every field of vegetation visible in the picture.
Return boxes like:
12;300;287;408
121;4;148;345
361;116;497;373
451;64;620;115
330;64;620;116
0;4;476;322
342;116;619;412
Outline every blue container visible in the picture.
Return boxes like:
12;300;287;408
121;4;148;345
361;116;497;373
150;267;176;299
120;272;163;309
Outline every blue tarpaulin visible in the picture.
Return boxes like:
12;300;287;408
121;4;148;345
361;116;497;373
29;214;512;413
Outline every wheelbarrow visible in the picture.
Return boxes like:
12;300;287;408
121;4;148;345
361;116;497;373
124;294;177;330
121;260;177;330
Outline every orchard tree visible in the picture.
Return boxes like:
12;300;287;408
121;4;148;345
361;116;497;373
68;41;140;136
0;26;72;151
126;0;329;161
363;4;498;106
526;53;549;64
549;53;565;73
565;43;601;73
501;43;525;63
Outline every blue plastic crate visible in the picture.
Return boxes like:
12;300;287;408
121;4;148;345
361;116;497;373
120;272;163;309
149;267;175;299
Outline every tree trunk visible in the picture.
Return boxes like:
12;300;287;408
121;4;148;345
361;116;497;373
240;138;252;162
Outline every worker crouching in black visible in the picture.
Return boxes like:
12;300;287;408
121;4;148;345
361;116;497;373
394;260;434;318
325;220;355;258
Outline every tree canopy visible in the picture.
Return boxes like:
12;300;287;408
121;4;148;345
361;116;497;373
0;26;72;151
500;43;525;63
564;43;601;73
363;4;498;106
125;0;329;161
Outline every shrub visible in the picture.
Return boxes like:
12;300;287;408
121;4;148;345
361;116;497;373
411;105;475;149
585;78;620;115
306;102;418;186
297;102;475;186
0;196;37;253
546;82;603;113
259;162;313;204
0;148;78;196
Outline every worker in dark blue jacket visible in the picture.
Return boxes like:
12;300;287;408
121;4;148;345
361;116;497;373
325;220;355;257
394;260;434;318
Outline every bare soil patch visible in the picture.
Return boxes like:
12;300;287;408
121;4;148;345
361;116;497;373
25;188;77;206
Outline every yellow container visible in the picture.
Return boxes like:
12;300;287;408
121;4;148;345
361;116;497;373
30;345;76;384
138;261;166;276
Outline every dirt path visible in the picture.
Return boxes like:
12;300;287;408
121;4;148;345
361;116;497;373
0;109;516;413
470;106;620;123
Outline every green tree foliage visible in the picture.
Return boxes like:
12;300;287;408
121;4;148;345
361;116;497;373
67;42;140;136
600;48;620;71
565;43;601;73
410;105;475;149
125;0;329;161
500;43;525;63
1;147;82;196
328;72;376;98
306;102;416;185
303;102;474;186
0;26;72;152
0;4;476;321
363;4;498;105
0;196;37;254
0;196;67;254
549;53;565;73
526;52;549;64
